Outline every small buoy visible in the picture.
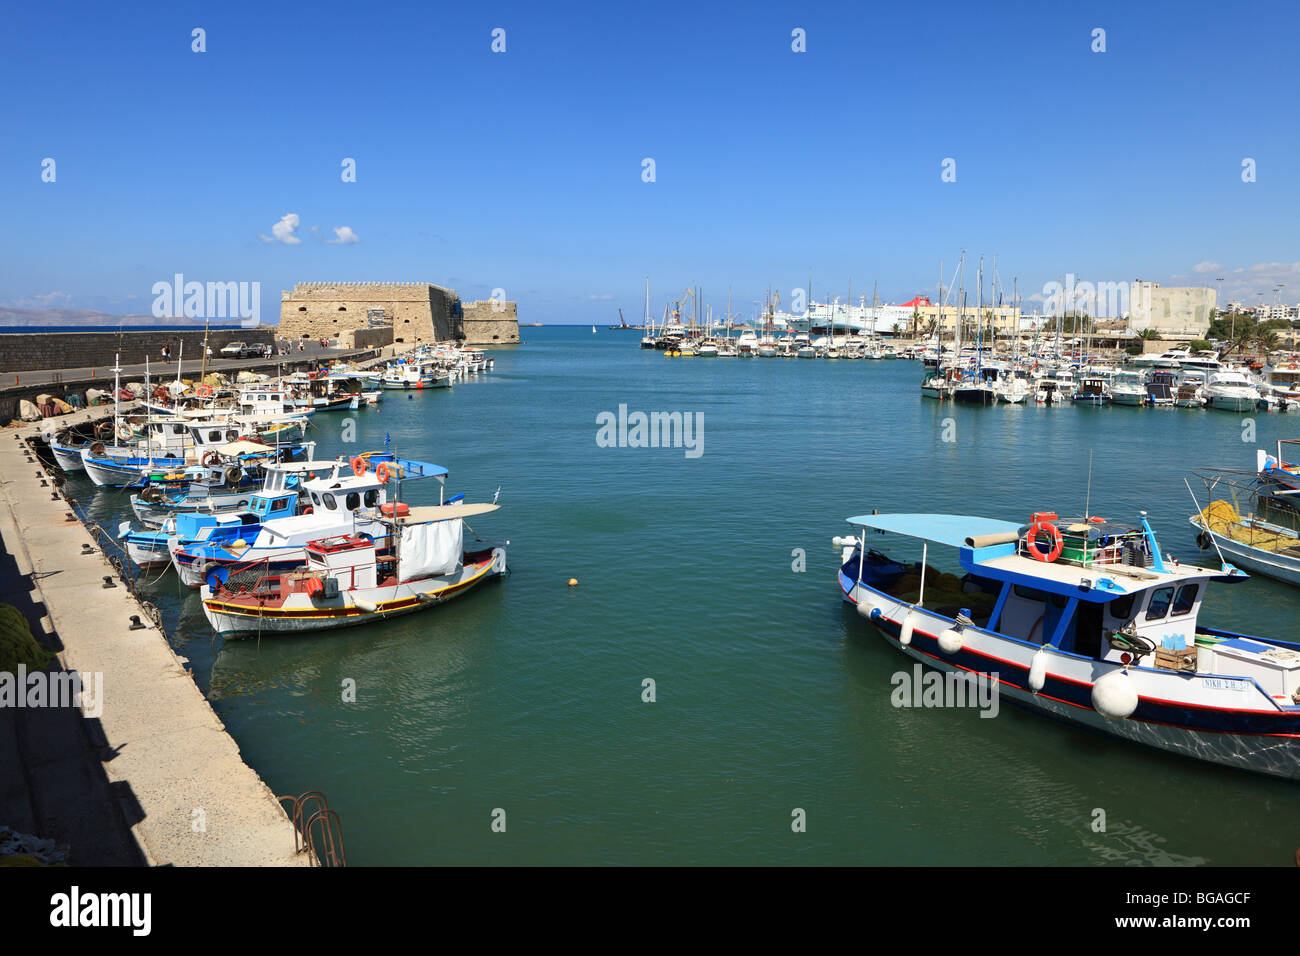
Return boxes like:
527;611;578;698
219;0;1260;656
898;612;915;646
567;578;578;587
938;627;963;655
1028;647;1048;692
1091;669;1139;720
855;597;875;619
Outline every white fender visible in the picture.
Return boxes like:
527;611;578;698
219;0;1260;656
898;611;914;646
351;597;378;613
1091;669;1139;720
1028;647;1048;692
855;596;876;620
937;627;963;655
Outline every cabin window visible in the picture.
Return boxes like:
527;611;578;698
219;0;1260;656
323;493;338;510
1107;595;1136;620
343;492;360;510
311;492;321;507
1172;584;1199;616
363;490;379;507
1145;587;1175;620
208;431;222;441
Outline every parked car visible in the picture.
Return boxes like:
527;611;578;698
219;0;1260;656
219;341;247;358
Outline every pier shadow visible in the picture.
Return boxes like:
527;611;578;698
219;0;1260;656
0;501;147;866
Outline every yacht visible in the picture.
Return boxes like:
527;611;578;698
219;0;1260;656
1203;370;1261;412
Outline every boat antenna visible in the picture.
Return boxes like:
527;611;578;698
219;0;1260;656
1084;449;1094;521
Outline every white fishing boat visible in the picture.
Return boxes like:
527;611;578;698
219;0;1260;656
1191;463;1300;587
833;509;1300;780
200;503;506;637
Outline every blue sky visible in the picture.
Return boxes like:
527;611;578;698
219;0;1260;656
1;0;1297;325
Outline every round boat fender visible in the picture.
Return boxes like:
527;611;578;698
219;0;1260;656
937;627;963;655
898;611;915;646
855;596;879;621
1028;646;1049;692
1091;669;1138;720
1026;520;1064;562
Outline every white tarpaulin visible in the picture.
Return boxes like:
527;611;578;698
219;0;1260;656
397;518;462;582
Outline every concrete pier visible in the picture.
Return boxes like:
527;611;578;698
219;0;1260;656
0;405;309;866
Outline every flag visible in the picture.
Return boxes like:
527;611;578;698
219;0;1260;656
385;431;391;449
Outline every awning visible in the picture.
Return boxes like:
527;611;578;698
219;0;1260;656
396;503;500;523
844;513;1023;549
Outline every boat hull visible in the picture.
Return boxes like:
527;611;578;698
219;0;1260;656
840;570;1300;779
201;549;506;636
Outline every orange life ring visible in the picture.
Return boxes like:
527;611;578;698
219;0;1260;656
350;456;366;476
375;462;391;483
1026;521;1064;562
198;384;213;398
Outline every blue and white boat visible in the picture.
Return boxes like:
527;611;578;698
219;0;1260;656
121;481;305;569
171;454;449;587
834;509;1300;780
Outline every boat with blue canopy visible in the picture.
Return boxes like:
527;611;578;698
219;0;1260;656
833;508;1300;779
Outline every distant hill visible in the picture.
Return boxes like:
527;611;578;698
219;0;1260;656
0;308;269;329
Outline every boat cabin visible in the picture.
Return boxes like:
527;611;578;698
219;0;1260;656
305;535;378;591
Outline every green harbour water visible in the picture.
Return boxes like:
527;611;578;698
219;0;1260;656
73;326;1300;865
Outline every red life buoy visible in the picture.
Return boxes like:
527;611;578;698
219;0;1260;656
375;462;391;483
198;384;213;398
350;456;366;476
1026;521;1064;562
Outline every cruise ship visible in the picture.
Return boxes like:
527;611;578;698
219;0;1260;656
771;296;932;336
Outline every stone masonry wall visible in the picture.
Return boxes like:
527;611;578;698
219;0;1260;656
279;282;462;345
0;328;275;374
460;300;521;345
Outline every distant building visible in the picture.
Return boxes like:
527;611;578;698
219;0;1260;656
1127;281;1215;337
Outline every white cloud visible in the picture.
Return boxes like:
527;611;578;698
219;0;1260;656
587;293;613;300
325;226;360;245
258;213;302;245
1192;261;1222;274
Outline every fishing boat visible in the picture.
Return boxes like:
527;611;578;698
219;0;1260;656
1190;461;1300;586
1259;439;1300;492
172;453;447;588
832;509;1300;780
199;503;506;636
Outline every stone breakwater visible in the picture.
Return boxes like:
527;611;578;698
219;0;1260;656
0;329;276;374
0;405;309;866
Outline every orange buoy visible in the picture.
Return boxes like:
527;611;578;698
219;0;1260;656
375;462;391;483
567;578;578;587
350;455;366;476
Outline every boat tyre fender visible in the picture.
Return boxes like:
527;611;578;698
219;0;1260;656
1026;521;1064;562
201;562;227;591
89;441;106;458
140;486;163;504
1196;531;1212;550
224;464;243;486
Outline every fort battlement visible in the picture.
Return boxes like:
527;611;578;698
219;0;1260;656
279;282;519;346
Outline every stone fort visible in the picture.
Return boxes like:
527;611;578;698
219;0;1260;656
278;282;520;348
